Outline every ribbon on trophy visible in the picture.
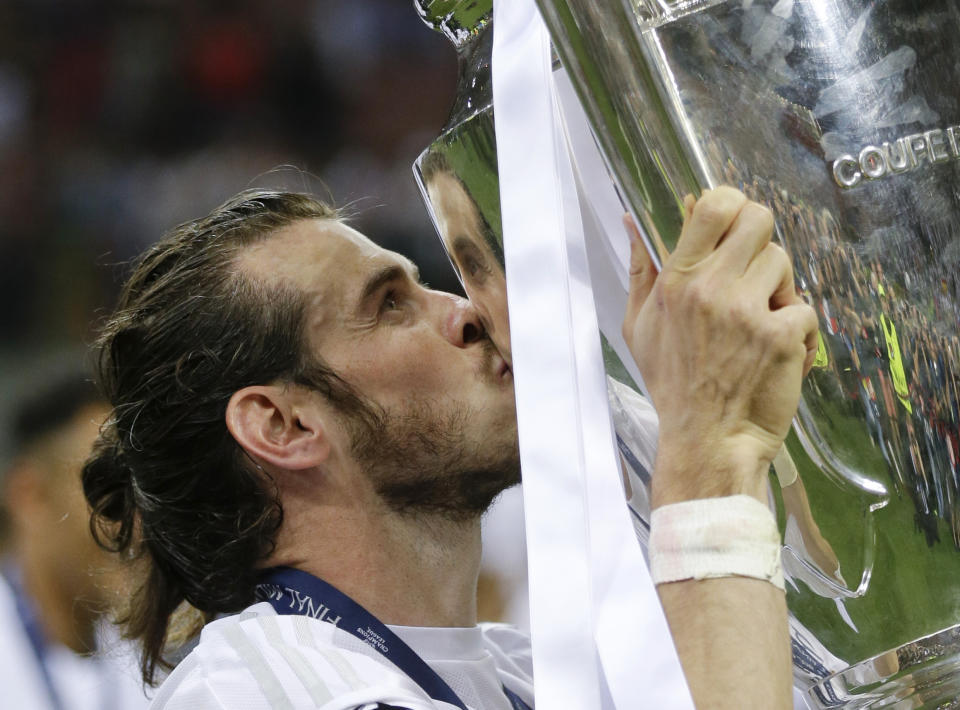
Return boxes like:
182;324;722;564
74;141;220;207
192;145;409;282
490;1;693;707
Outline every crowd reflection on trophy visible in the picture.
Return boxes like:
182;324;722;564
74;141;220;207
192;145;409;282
415;0;960;707
733;163;960;551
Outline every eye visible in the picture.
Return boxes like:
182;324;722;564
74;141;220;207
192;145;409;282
463;254;492;283
380;289;404;316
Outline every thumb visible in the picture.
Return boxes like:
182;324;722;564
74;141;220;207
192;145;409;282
624;213;659;322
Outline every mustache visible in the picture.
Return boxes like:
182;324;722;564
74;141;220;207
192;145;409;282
477;337;499;382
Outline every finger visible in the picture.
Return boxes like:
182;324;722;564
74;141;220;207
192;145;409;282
744;243;798;310
775;302;820;374
716;201;775;274
623;213;659;324
671;186;748;267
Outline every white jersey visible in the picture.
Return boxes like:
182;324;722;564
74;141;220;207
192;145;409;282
151;602;534;710
0;571;152;710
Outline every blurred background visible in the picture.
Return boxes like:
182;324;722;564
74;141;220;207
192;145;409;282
0;0;463;395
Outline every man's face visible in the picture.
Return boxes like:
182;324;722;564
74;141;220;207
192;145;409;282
426;171;512;365
241;218;519;520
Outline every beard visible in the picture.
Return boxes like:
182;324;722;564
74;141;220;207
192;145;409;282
342;344;520;522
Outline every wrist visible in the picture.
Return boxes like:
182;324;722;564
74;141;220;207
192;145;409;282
652;435;774;508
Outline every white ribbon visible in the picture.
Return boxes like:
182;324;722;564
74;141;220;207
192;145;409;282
492;1;602;706
492;1;694;707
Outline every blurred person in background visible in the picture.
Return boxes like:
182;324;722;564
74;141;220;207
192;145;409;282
0;365;151;710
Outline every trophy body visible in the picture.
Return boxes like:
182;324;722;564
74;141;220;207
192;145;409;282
536;1;960;706
415;0;960;706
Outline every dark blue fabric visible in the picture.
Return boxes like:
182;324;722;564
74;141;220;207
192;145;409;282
501;684;532;710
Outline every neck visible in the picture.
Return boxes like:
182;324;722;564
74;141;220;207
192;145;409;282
272;493;483;629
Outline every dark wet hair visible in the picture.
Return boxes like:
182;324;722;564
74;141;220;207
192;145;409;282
82;189;368;684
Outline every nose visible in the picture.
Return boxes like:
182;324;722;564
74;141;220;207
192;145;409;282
441;294;485;347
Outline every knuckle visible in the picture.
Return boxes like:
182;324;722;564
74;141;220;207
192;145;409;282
764;319;797;355
659;271;699;315
692;198;728;227
765;311;813;356
684;278;720;317
692;187;748;227
767;243;794;278
689;279;713;306
753;202;776;232
658;269;686;300
729;297;753;325
765;242;788;264
741;201;775;237
712;185;747;204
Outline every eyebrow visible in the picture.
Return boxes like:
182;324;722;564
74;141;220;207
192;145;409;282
358;259;421;307
452;235;483;257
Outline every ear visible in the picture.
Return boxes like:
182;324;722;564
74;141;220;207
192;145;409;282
226;385;331;471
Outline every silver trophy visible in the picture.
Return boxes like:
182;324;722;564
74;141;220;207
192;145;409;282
414;0;960;707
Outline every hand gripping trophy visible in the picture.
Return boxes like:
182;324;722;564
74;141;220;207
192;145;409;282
413;1;960;707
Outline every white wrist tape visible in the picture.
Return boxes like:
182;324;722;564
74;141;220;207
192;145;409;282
649;494;785;590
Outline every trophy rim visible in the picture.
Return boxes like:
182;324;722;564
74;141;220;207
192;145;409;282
809;622;960;707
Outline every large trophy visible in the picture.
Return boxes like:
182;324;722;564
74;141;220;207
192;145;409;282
413;0;960;707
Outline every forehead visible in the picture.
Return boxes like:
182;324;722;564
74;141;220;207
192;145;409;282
427;173;488;251
237;217;414;321
428;172;477;226
240;218;377;279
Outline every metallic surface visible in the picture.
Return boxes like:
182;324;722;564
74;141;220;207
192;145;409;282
412;1;511;363
534;1;960;707
415;0;960;707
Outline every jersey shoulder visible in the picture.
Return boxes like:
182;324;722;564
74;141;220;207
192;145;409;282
150;605;450;710
478;623;533;685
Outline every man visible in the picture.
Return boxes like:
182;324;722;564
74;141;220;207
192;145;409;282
1;367;151;710
84;185;816;709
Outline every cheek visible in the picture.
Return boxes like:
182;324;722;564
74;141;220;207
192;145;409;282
340;336;459;398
